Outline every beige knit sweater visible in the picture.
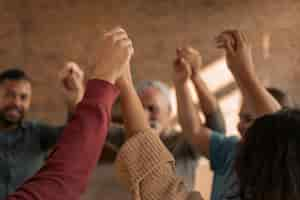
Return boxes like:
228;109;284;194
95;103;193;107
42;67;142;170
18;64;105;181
115;130;203;200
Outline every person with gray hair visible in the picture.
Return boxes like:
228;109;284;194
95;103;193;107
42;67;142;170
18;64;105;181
136;80;172;102
135;80;174;134
98;73;225;192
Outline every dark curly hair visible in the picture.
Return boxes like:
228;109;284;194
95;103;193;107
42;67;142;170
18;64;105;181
235;109;300;200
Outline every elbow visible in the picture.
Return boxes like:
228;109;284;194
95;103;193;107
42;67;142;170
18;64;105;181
186;125;201;141
190;126;200;137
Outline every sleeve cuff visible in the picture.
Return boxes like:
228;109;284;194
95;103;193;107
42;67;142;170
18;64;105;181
115;130;175;191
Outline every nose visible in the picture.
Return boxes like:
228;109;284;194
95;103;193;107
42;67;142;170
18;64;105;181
11;96;22;108
144;109;151;121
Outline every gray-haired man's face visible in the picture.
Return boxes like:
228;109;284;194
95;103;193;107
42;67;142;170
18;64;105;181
138;87;171;135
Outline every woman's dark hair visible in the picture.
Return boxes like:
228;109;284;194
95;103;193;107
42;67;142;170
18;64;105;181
235;108;300;200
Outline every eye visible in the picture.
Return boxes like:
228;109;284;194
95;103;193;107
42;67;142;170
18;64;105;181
20;94;28;101
146;105;159;114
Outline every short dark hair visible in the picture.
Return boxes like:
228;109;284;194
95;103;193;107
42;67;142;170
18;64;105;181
267;87;293;108
0;69;31;84
235;108;300;200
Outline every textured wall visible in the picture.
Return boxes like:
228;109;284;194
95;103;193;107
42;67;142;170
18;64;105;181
1;0;300;199
1;0;300;124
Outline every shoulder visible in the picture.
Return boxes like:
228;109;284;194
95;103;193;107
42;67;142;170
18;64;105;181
210;131;239;152
162;130;200;159
209;131;240;172
21;120;42;131
160;130;182;149
22;120;60;137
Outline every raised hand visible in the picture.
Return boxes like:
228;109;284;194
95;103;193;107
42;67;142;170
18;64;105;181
216;30;255;77
217;30;281;116
92;27;134;84
173;57;192;83
59;62;85;110
176;47;203;77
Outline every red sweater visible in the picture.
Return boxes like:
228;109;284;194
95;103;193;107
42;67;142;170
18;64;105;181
7;79;119;200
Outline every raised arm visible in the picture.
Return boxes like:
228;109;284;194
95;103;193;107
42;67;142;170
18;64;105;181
59;61;85;117
217;30;281;116
6;27;132;200
173;55;212;158
178;47;226;133
116;69;150;138
115;53;203;199
36;62;85;152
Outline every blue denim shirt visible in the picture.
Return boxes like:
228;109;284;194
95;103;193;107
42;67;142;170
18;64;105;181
0;121;62;199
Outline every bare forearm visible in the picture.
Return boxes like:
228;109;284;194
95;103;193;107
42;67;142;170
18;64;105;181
119;80;150;138
191;72;219;115
175;81;201;139
191;72;226;132
205;109;226;133
234;68;281;116
175;81;211;157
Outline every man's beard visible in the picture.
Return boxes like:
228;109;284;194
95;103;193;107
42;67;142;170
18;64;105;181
149;120;160;129
149;120;163;134
0;106;24;128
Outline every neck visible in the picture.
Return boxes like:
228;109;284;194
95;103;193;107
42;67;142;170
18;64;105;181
159;128;172;138
0;120;19;132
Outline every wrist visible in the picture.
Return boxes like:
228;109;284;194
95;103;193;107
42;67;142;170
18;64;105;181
66;99;77;114
229;60;255;74
191;70;201;80
173;74;190;85
89;73;116;85
119;80;135;97
115;74;134;93
234;69;259;88
174;79;189;88
117;77;133;88
232;64;256;81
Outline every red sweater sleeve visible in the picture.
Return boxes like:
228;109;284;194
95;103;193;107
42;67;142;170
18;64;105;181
7;79;119;200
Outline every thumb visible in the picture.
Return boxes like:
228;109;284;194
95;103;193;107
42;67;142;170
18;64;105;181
181;58;192;75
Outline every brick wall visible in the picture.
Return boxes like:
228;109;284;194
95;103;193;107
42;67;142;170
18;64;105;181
1;0;300;199
1;0;300;124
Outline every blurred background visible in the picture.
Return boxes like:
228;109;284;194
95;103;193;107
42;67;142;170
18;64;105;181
1;0;300;199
